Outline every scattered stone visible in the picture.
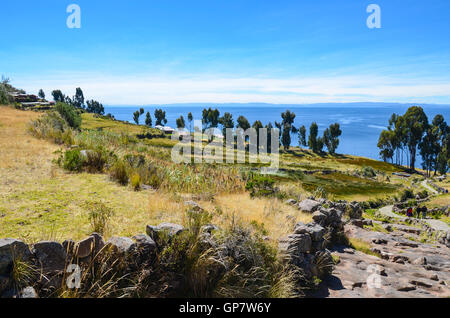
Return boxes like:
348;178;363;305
184;201;203;211
106;237;135;254
343;248;355;254
312;211;327;224
349;219;364;228
294;222;325;242
201;224;219;234
146;223;185;242
372;238;388;245
75;233;105;258
409;280;433;288
32;241;67;272
429;274;439;281
19;286;38;298
298;199;321;213
392;255;409;264
397;285;416;292
285;199;297;205
0;239;32;275
395;241;419;248
132;234;157;253
412;256;427;266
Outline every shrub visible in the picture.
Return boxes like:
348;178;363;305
109;159;129;185
400;189;414;202
62;149;84;172
85;148;107;173
245;174;276;197
361;166;376;178
130;173;141;191
55;102;81;129
87;201;115;235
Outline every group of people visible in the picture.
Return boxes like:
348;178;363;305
406;206;428;219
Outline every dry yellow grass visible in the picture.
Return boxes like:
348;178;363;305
0;106;311;244
146;192;313;242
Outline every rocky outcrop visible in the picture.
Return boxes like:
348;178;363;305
298;199;321;213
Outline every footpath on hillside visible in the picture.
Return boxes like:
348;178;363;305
378;205;450;233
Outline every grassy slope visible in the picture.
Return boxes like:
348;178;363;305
2;106;444;243
0;107;311;243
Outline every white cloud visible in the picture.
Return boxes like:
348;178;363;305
14;72;450;105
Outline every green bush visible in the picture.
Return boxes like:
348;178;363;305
62;149;84;172
400;189;414;202
109;159;129;185
87;201;115;235
85;148;107;173
130;173;142;191
245;174;276;198
55;102;81;129
361;166;377;178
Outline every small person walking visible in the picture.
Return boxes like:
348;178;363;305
406;207;413;218
421;206;428;219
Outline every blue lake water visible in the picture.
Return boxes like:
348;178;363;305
104;103;450;166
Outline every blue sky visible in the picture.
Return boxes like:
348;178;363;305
1;0;450;105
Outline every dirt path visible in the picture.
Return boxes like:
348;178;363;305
378;205;449;233
422;180;438;194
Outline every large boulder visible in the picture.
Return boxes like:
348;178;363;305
106;237;135;255
298;199;321;213
131;234;157;264
279;233;312;256
294;222;325;242
146;223;185;244
312;211;327;225
75;233;105;258
32;241;67;272
0;239;32;276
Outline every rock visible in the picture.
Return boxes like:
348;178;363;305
130;234;157;265
409;280;433;288
298;199;321;213
397;285;416;292
0;239;32;275
383;224;393;232
372;238;388;245
348;202;363;219
19;286;38;298
392;255;409;264
279;234;312;256
32;241;67;272
62;239;75;256
312;211;327;224
349;219;364;228
412;256;427;265
146;223;185;242
75;233;105;258
428;274;439;281
343;248;355;254
184;200;203;211
285;199;297;205
201;224;219;234
362;219;373;226
294;222;325;242
106;237;135;254
395;241;419;248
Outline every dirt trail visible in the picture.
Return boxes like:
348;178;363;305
378;205;449;233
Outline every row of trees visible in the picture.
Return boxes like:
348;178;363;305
377;106;449;175
132;108;168;127
132;107;342;154
50;88;105;115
